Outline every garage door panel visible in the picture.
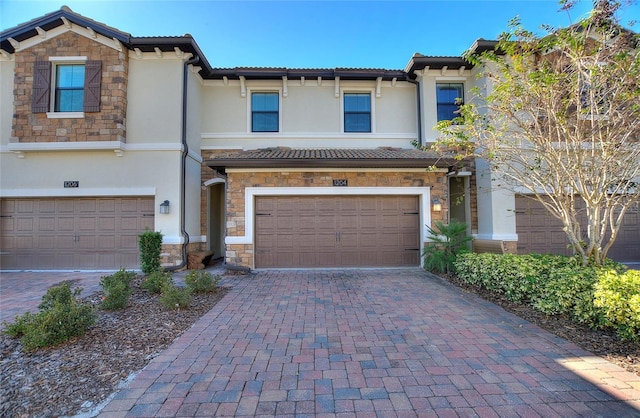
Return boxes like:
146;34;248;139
57;217;75;231
38;236;56;250
516;196;639;263
78;217;97;231
1;197;154;270
38;217;56;231
121;216;140;230
255;195;420;268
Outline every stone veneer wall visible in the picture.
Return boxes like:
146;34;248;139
224;170;449;269
12;31;127;143
160;242;205;269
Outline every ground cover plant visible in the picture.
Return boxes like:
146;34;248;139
2;282;95;351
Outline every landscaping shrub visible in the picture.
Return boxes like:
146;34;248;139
2;282;95;351
142;270;174;294
453;252;636;339
159;285;191;310
139;230;163;274
184;270;220;294
422;220;471;274
100;269;136;310
594;269;640;342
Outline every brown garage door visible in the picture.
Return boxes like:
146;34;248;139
515;196;640;263
255;195;420;268
1;197;154;270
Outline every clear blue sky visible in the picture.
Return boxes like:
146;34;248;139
2;1;638;69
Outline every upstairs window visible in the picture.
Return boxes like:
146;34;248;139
251;92;279;132
436;83;464;121
31;59;102;115
344;93;371;132
55;64;85;112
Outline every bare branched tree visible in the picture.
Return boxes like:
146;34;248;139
435;0;640;266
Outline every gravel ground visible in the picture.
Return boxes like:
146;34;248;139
1;271;637;417
0;276;228;418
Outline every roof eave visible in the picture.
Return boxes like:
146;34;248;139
1;7;131;53
205;158;452;171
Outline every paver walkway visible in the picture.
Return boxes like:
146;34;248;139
92;269;640;417
0;271;106;323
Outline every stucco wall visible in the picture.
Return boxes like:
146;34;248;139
200;79;418;150
127;57;183;144
0;60;15;146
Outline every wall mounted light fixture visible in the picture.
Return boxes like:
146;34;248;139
159;200;170;214
432;198;442;212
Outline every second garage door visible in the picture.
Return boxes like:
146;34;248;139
1;197;154;270
515;196;640;263
255;195;420;268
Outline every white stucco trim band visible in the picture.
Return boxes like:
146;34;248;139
0;187;156;198
225;186;432;246
473;234;519;241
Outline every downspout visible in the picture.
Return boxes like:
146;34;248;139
406;75;423;147
166;54;200;271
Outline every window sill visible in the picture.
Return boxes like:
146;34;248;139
46;112;85;119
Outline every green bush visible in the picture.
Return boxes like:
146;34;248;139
100;269;136;310
2;282;95;351
453;253;637;339
142;270;174;294
184;270;219;294
422;220;471;274
594;270;640;342
139;230;163;274
159;285;191;310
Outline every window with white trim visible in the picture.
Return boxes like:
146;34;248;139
54;64;85;112
436;83;464;121
31;58;102;115
251;92;279;132
344;92;371;132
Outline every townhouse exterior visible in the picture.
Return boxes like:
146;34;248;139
1;7;637;271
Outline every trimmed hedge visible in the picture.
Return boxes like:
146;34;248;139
453;253;638;341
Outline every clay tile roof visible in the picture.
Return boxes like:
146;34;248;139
206;147;454;170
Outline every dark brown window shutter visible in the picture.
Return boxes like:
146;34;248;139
83;60;102;112
31;60;51;113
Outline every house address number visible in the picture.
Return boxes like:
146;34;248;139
333;179;348;187
64;181;79;188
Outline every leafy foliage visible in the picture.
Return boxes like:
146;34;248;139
453;252;636;340
2;282;95;351
142;270;174;294
430;1;640;266
100;269;136;310
594;269;640;341
159;284;192;310
422;220;471;274
184;270;220;294
139;230;163;274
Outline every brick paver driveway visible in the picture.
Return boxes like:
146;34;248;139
92;269;638;416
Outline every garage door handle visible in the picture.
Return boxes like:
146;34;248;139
406;248;420;251
404;212;419;215
142;213;154;217
0;215;11;218
256;213;271;216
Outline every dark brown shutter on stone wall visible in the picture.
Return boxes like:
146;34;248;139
32;60;51;113
83;60;102;112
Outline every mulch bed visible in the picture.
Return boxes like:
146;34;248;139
0;277;228;418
